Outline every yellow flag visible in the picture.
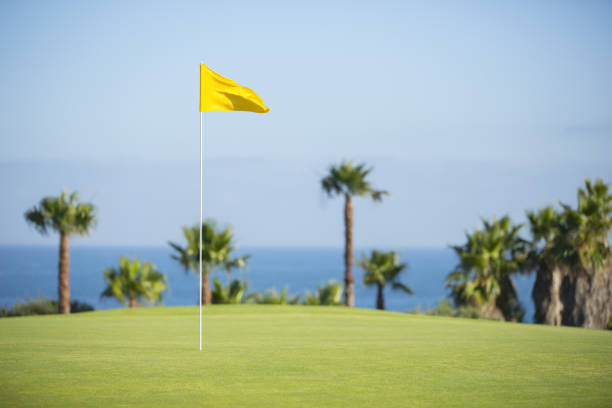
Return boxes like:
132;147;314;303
200;64;269;113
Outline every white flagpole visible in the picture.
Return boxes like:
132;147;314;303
199;99;203;351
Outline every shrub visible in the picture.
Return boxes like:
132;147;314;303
246;287;300;305
0;297;95;317
409;299;481;319
302;281;343;306
69;300;95;313
212;279;248;304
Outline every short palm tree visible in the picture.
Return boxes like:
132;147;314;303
357;250;413;310
100;257;167;308
168;219;248;305
321;161;387;306
24;190;97;314
446;215;528;321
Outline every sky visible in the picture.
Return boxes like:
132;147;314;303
0;0;611;247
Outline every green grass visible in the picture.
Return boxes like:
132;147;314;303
1;306;611;407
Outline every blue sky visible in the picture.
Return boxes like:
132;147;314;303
0;1;610;247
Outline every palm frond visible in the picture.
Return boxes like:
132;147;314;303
24;190;97;237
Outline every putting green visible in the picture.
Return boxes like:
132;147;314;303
0;305;610;407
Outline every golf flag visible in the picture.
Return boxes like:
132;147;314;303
197;63;268;350
200;64;270;113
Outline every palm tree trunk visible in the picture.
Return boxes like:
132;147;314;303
202;271;211;305
344;194;354;307
58;232;70;314
560;262;612;329
532;263;563;325
129;297;135;308
376;283;385;310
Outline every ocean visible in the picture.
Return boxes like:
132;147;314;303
0;246;536;321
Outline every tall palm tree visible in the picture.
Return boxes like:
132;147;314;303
559;179;611;271
168;219;248;305
357;250;412;310
528;179;612;328
446;215;528;321
321;161;388;306
101;257;167;308
24;190;97;314
543;179;611;327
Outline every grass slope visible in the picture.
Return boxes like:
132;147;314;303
0;305;611;407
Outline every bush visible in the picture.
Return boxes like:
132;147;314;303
424;299;455;317
69;300;95;313
6;297;57;316
211;279;248;304
0;297;95;317
302;281;343;305
246;287;300;305
455;305;481;319
409;299;481;319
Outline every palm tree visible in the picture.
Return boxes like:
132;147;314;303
527;206;565;325
357;250;413;310
525;179;612;328
560;180;611;327
302;281;343;305
169;219;248;305
321;161;388;306
101;257;167;308
24;190;97;314
559;179;611;272
446;215;528;321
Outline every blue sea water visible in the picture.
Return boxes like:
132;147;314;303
0;246;535;321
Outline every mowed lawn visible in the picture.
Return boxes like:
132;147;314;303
0;306;611;407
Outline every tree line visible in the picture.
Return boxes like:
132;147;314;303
21;164;611;329
446;179;611;329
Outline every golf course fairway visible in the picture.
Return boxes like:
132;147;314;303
1;305;610;407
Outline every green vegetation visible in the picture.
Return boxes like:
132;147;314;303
245;282;343;306
100;257;167;308
18;180;610;329
321;161;388;307
0;297;94;317
446;215;528;322
302;281;343;305
0;296;56;317
444;178;611;328
246;287;300;305
411;299;482;319
211;282;349;306
211;278;249;304
357;250;412;310
0;306;610;407
23;190;97;314
527;179;612;328
168;219;249;305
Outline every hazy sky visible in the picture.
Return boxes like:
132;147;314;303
1;1;610;247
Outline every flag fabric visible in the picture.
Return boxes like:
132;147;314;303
199;64;269;113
